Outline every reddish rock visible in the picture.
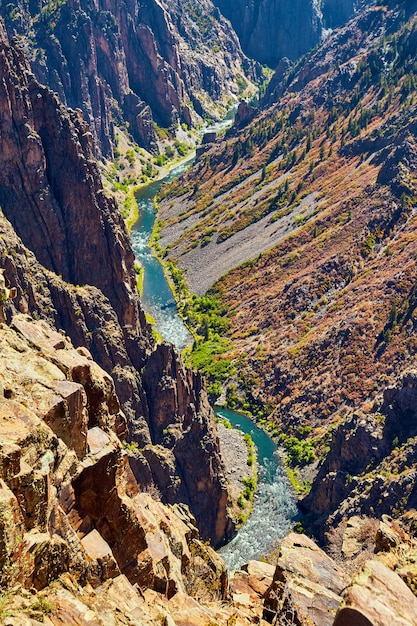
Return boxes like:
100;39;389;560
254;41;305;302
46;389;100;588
333;560;417;626
234;100;257;128
0;24;234;546
241;560;276;596
0;481;26;587
263;533;348;625
81;529;120;588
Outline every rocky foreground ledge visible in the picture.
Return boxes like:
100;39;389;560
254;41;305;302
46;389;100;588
0;313;416;625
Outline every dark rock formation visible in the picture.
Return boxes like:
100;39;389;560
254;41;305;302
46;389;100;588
212;0;361;67
234;100;257;129
140;342;235;545
322;0;356;29
303;372;417;537
0;0;257;156
383;370;417;444
0;21;233;546
212;0;322;66
302;414;385;520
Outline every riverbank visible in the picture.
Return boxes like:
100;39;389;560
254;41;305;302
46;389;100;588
124;153;196;234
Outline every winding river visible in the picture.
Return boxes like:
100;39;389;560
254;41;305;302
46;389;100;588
131;122;297;569
130;158;193;351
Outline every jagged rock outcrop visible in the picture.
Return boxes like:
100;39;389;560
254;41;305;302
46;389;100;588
140;342;235;545
333;560;417;626
0;314;229;605
0;21;233;546
303;372;417;537
383;370;417;444
0;0;258;156
302;414;385;521
234;100;257;129
263;533;348;625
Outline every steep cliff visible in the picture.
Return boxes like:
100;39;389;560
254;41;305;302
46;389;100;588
212;0;361;66
0;315;231;610
0;20;233;546
0;0;257;157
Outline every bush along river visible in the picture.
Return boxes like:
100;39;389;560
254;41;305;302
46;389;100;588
131;122;297;569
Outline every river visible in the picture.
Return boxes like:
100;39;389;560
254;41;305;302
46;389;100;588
215;407;297;570
130;158;194;350
131;110;237;350
131;115;297;569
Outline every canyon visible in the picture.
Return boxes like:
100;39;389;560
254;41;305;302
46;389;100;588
0;0;259;157
158;0;417;557
0;0;416;624
0;18;233;549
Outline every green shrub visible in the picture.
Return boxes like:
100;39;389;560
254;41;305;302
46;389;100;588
281;435;316;467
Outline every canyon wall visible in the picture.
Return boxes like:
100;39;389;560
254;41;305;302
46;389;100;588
0;314;231;607
0;0;257;156
0;20;233;547
212;0;360;66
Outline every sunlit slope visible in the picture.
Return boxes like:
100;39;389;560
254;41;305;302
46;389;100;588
158;1;417;438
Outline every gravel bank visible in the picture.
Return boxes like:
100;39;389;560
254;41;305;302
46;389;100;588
217;421;253;493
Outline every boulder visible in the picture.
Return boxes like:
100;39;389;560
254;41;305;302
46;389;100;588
333;560;417;626
263;533;348;625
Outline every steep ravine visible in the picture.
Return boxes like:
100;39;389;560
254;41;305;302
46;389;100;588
0;20;233;548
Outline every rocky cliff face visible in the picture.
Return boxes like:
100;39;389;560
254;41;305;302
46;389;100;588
0;314;229;603
0;20;233;547
303;371;417;538
212;0;361;66
0;314;416;625
0;0;257;156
